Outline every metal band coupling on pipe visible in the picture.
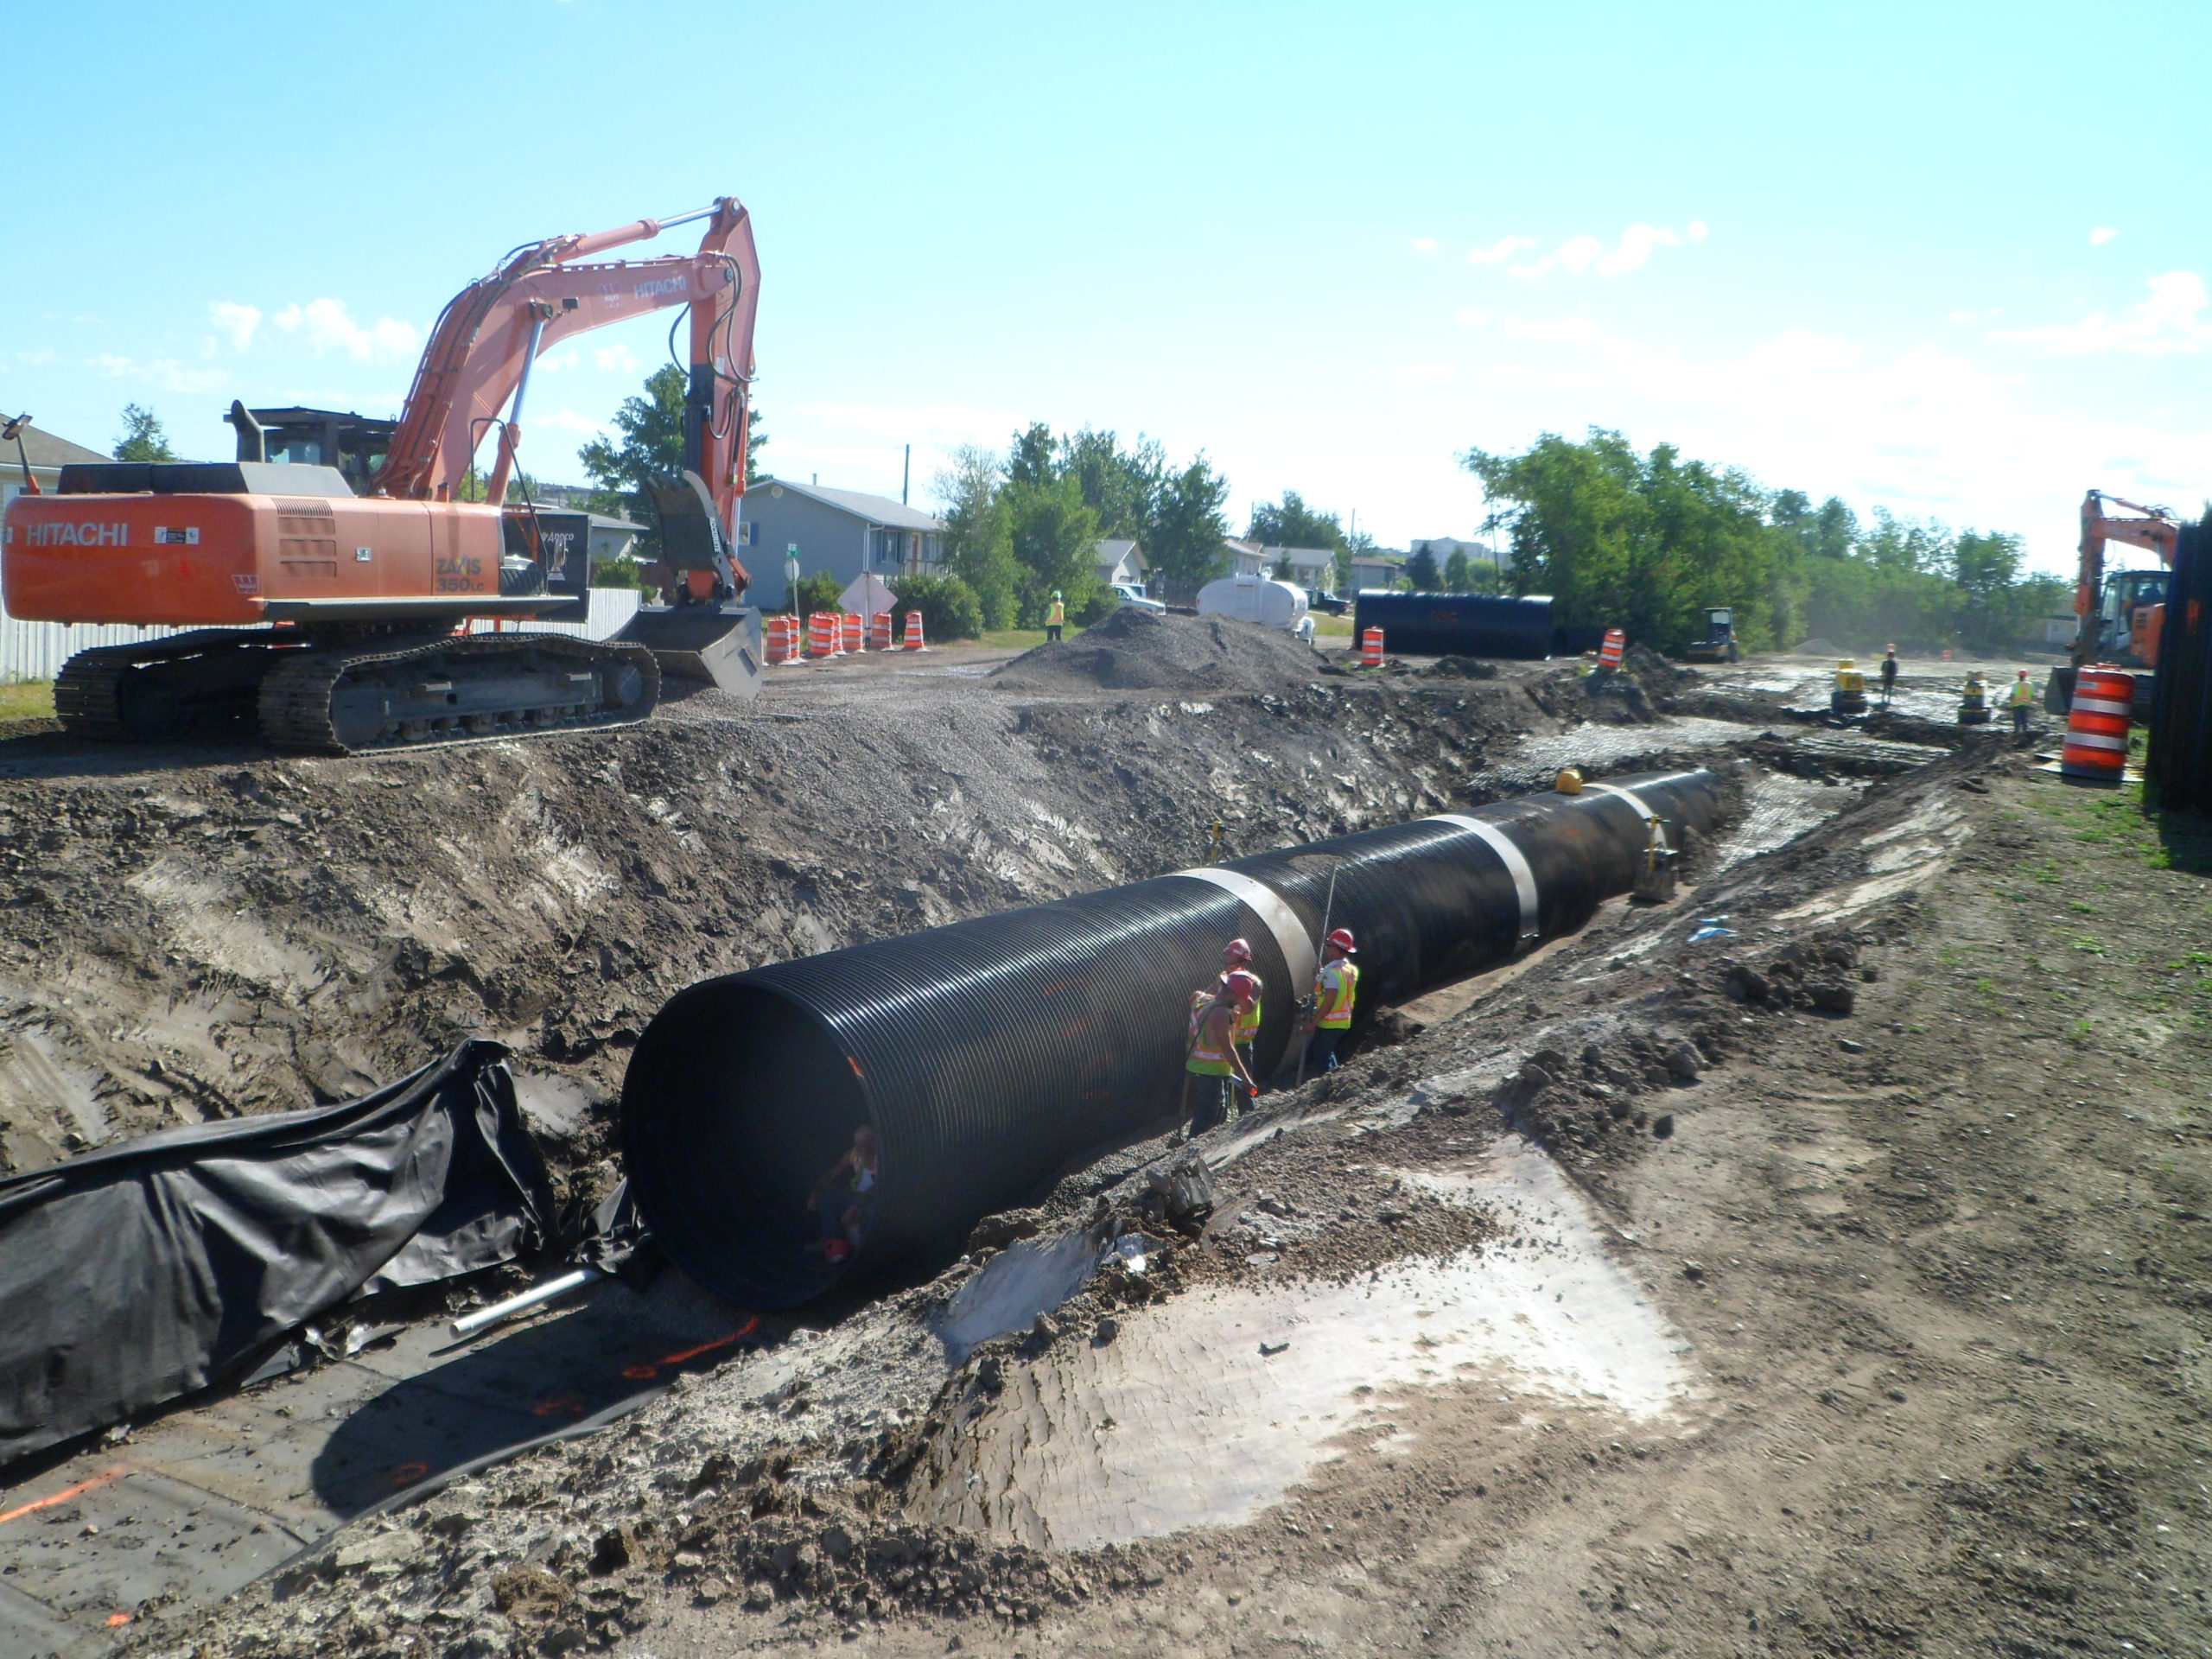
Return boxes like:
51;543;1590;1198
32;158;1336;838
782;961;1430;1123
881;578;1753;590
620;770;1726;1309
1421;814;1542;945
1169;866;1319;990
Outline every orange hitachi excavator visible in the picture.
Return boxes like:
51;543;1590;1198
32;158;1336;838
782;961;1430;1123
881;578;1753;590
0;198;764;752
2045;489;2181;715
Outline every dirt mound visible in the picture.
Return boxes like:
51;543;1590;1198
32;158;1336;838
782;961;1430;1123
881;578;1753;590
1793;636;1845;657
990;609;1325;695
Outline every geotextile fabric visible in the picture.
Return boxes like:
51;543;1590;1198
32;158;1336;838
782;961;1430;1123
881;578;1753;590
0;1039;554;1469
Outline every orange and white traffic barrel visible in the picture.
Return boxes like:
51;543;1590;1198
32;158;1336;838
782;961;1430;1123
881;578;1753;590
871;611;893;651
1361;626;1384;668
807;612;842;658
902;609;927;651
2060;664;2133;784
766;614;801;664
841;612;863;653
1599;627;1626;667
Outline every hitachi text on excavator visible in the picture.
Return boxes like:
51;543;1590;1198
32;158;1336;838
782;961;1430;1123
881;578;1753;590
0;198;766;753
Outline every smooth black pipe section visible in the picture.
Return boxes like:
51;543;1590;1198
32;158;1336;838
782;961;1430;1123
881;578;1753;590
621;770;1725;1308
1351;591;1555;659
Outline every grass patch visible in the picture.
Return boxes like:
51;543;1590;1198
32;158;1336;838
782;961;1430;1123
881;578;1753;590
0;681;54;721
1312;613;1355;637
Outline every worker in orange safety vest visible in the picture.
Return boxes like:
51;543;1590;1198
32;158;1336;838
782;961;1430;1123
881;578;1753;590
1303;927;1359;1074
1218;938;1262;1080
1185;969;1261;1139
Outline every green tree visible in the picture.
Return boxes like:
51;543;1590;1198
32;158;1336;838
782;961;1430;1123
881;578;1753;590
1147;454;1231;597
580;366;684;549
1406;546;1441;590
1003;469;1101;625
791;570;844;616
1059;428;1164;540
889;572;984;641
931;445;1020;629
1247;490;1347;553
112;404;176;462
1953;529;2023;600
1442;549;1474;591
1464;429;1778;652
1007;421;1058;488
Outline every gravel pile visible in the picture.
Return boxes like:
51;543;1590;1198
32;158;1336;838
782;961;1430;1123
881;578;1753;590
991;610;1328;695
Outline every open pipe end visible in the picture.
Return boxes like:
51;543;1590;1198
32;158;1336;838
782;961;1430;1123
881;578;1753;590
621;981;869;1309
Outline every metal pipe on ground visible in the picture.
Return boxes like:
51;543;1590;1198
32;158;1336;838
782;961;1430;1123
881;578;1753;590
1349;592;1556;659
620;769;1725;1308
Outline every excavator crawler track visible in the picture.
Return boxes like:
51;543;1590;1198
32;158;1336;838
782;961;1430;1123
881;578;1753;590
256;632;661;755
54;629;304;742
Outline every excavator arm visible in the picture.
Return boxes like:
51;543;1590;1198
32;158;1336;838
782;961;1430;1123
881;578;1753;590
2074;488;2179;670
375;199;760;589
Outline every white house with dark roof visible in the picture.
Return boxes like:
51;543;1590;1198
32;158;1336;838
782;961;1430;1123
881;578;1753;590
738;479;944;610
1096;537;1147;590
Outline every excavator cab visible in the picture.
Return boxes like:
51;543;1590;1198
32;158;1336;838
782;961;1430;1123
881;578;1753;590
609;468;764;696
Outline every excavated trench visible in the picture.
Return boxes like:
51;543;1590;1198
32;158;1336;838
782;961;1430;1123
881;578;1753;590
0;628;1990;1654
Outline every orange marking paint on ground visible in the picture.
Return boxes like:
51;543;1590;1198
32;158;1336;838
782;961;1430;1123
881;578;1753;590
620;1318;764;1382
0;1465;126;1527
106;1612;135;1627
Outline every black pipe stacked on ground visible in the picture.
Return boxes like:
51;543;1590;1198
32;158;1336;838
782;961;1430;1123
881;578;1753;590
1350;592;1556;659
622;769;1724;1307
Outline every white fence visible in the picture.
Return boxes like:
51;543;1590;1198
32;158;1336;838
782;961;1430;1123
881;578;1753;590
0;588;644;683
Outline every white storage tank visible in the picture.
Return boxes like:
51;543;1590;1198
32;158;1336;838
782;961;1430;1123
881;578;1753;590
1196;573;1313;638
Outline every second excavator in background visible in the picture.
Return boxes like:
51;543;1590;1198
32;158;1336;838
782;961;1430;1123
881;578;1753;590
0;197;766;752
2046;488;2179;718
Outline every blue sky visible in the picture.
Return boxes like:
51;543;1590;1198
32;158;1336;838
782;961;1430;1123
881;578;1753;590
5;0;2207;574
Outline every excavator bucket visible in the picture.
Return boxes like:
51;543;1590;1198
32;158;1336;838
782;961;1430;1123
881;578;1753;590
608;469;765;696
613;604;764;696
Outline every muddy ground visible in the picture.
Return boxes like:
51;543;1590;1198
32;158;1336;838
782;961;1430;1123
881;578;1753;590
7;623;2207;1658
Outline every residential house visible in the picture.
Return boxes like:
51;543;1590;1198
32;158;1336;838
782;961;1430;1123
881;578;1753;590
1225;537;1269;577
1265;546;1338;593
1409;537;1505;582
1349;550;1408;591
1096;537;1148;591
738;479;944;611
0;423;111;511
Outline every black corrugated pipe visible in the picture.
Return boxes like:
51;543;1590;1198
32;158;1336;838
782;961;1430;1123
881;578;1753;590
1351;592;1555;658
621;769;1724;1308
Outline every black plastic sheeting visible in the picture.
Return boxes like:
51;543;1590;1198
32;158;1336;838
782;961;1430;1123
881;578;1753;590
1351;591;1555;659
623;771;1722;1308
0;1039;554;1471
2147;516;2212;815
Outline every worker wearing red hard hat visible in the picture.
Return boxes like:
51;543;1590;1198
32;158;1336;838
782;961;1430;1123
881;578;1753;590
1305;927;1360;1075
1185;969;1261;1139
1218;938;1262;1079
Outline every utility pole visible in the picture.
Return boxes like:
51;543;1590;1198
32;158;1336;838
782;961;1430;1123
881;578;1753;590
902;444;911;505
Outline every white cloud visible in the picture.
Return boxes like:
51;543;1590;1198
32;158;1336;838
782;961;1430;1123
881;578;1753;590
16;348;59;365
533;349;582;372
208;301;261;352
1390;362;1457;384
2090;226;2120;245
1555;235;1603;276
594;342;641;372
270;297;419;363
1456;308;1490;327
1991;270;2212;356
86;353;228;393
1466;236;1535;266
1411;237;1437;254
1493;222;1707;282
535;409;607;435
